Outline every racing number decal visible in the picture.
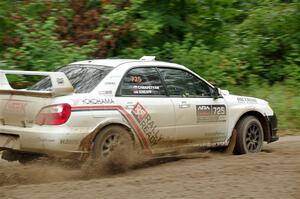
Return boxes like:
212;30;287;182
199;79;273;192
131;75;142;83
196;105;226;122
212;106;226;115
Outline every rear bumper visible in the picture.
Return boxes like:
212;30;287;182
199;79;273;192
266;113;279;143
0;124;91;156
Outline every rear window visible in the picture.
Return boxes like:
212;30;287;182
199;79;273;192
29;65;113;93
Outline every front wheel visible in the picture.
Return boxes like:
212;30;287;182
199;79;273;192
234;116;264;154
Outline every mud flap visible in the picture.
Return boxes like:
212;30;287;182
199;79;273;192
78;131;98;161
225;129;237;154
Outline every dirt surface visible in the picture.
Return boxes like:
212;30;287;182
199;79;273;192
0;136;299;199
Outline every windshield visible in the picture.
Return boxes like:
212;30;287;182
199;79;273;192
29;64;113;93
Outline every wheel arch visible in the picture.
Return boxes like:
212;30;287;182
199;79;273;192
233;111;270;142
78;120;141;161
95;123;135;140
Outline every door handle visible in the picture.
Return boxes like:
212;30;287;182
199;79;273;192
179;101;190;108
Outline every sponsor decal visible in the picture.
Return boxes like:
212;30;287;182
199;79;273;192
131;102;148;122
60;139;80;145
71;105;151;153
81;98;115;105
237;97;257;104
131;102;162;145
98;90;113;95
104;82;116;85
196;105;226;122
4;101;27;114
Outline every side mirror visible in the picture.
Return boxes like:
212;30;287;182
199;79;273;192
212;87;221;99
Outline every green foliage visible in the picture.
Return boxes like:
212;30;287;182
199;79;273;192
229;2;300;86
1;5;94;72
161;34;233;86
0;0;299;129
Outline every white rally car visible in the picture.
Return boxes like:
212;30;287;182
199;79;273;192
0;56;278;162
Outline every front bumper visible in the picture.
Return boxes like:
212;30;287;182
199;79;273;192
266;113;279;142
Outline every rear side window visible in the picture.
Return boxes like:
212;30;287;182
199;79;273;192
30;65;113;93
119;67;166;96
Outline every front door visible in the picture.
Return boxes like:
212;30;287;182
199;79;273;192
158;67;228;146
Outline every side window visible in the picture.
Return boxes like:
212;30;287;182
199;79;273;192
158;68;212;97
119;67;166;96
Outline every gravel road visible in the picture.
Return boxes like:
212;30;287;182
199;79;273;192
0;136;299;199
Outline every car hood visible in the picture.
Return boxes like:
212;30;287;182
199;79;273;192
227;94;269;106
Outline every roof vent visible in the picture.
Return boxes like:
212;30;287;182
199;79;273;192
139;56;156;61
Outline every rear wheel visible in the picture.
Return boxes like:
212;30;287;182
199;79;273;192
92;126;134;160
234;116;264;154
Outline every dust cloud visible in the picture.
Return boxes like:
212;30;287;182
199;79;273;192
0;145;149;186
0;146;214;186
0;137;299;199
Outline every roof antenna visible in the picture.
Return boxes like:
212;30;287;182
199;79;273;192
140;56;156;61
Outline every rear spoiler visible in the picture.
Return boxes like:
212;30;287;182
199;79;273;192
0;70;74;97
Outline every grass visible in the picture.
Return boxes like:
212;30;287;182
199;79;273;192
278;129;300;136
224;84;300;135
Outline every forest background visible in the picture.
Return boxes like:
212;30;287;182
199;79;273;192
0;0;299;131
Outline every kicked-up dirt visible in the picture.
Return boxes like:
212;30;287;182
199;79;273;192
0;136;299;199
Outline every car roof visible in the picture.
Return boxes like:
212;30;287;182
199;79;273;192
69;58;214;88
70;59;137;67
69;58;186;69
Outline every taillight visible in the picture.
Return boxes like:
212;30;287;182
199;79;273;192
35;104;71;125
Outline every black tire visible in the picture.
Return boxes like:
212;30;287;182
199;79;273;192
234;116;264;154
92;126;134;160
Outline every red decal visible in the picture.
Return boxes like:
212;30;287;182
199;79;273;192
131;102;148;123
71;105;151;154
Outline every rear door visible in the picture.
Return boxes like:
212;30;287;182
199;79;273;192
158;67;228;145
116;67;176;151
